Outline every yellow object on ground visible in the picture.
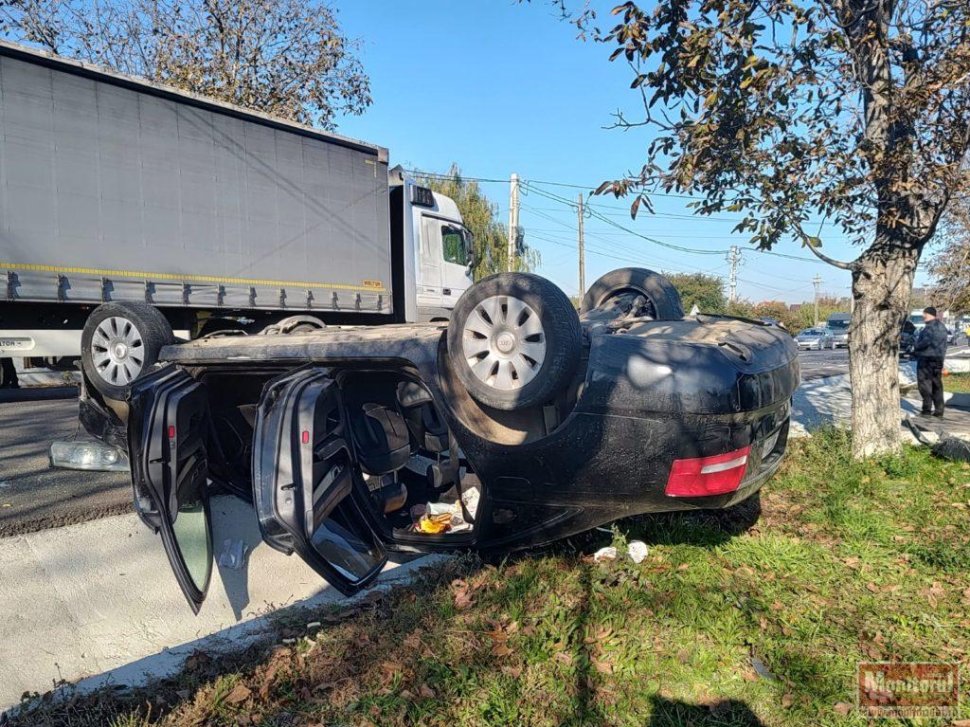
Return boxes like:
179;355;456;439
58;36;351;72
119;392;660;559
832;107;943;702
415;512;453;534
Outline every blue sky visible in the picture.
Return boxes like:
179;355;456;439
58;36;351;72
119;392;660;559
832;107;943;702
334;0;934;303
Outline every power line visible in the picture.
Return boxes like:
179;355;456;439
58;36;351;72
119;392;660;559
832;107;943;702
408;169;848;265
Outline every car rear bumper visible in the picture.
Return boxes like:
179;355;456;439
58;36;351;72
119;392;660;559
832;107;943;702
446;316;800;549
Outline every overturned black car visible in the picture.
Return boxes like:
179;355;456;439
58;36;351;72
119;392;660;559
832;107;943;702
78;268;799;612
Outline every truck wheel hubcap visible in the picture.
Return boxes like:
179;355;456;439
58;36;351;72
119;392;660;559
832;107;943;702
91;316;145;386
462;295;546;391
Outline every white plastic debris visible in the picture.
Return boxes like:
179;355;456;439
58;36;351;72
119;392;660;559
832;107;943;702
217;538;248;570
593;546;618;562
628;541;649;564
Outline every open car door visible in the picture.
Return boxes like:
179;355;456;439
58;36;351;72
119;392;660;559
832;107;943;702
127;366;213;614
253;368;388;596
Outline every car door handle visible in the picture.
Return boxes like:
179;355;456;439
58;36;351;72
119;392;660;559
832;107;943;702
443;288;451;296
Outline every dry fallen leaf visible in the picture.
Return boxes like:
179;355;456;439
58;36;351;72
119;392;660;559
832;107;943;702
452;580;475;610
418;684;435;699
593;658;613;674
225;683;252;705
834;702;854;715
781;693;794;708
491;643;513;657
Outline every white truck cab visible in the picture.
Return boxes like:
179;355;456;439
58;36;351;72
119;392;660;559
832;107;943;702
390;168;474;322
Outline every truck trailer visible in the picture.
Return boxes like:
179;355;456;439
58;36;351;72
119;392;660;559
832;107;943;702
0;40;473;396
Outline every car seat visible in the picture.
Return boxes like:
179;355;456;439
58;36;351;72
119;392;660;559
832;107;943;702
396;381;449;453
341;375;412;476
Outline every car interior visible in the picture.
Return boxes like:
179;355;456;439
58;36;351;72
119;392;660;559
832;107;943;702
200;365;481;544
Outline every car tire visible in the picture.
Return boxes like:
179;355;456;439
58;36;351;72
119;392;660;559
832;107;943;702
580;267;684;320
447;273;581;411
81;302;174;400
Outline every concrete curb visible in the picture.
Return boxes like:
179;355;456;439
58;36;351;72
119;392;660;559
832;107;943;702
0;496;443;713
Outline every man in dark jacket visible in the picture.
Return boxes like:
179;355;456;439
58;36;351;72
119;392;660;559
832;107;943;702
913;306;948;417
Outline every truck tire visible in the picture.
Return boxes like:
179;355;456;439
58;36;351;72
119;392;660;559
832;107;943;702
447;273;581;411
81;303;174;400
580;267;684;320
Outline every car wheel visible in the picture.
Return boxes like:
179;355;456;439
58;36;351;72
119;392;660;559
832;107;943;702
447;273;581;411
580;267;684;320
81;302;174;400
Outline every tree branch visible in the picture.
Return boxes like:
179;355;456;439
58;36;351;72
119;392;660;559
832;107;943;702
802;240;860;270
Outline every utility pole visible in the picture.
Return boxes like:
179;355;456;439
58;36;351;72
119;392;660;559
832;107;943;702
577;193;586;295
507;173;520;272
726;245;741;303
813;274;822;326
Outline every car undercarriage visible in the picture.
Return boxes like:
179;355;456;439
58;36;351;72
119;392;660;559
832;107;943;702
76;268;800;611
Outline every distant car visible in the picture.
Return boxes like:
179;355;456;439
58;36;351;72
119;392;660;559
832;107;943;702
795;328;835;350
826;313;851;348
827;328;850;348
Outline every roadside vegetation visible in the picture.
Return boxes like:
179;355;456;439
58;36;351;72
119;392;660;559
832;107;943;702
9;429;970;726
946;372;970;394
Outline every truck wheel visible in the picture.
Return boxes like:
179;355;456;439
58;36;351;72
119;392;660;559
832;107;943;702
447;273;581;411
81;303;174;400
580;267;684;320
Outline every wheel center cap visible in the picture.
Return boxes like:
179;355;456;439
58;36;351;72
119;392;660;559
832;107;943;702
112;342;128;360
495;332;516;354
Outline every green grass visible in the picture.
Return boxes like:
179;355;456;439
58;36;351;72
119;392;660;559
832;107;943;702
10;428;970;727
946;371;970;393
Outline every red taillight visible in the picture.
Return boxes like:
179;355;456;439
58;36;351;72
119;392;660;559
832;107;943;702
167;425;176;439
665;445;751;497
301;430;310;445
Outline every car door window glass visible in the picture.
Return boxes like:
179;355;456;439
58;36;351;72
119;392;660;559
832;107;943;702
171;496;212;593
442;225;468;265
311;498;385;582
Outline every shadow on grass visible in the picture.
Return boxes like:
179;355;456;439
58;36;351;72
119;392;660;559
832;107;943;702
646;696;766;726
3;495;767;727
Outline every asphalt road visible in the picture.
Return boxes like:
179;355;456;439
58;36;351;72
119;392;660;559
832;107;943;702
0;391;130;538
796;344;970;381
797;347;850;380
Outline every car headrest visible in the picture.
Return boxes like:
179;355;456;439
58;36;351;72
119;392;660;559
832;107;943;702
396;381;434;409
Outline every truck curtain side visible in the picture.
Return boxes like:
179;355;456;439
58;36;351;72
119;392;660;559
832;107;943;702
0;41;393;358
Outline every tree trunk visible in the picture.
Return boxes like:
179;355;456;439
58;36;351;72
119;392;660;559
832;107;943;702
848;235;920;458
